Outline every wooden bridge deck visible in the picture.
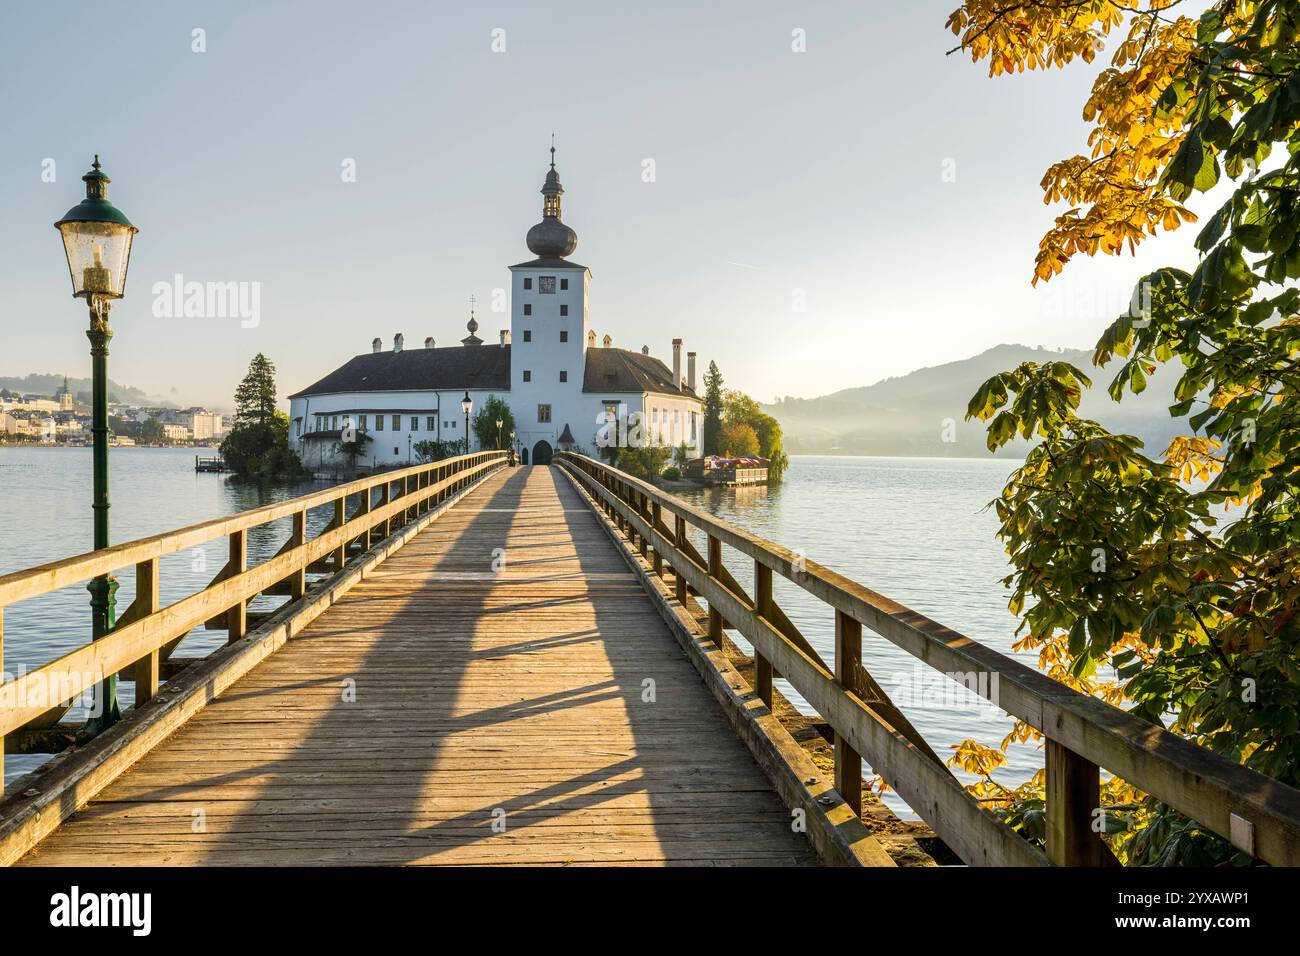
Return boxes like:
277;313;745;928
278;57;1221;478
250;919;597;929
17;467;816;866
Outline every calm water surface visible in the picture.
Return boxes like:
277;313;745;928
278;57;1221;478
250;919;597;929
2;449;1032;817
0;446;334;784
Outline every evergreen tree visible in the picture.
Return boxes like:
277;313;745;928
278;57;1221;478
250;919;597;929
220;354;306;482
472;396;516;452
701;361;724;456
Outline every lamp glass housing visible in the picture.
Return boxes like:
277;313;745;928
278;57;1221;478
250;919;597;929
58;220;135;299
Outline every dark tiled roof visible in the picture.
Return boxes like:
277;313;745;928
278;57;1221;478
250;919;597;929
289;346;511;399
583;348;697;398
509;257;589;270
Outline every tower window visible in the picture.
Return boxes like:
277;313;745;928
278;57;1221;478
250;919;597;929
523;304;532;316
538;404;552;423
560;304;568;316
523;370;531;382
559;371;568;383
560;278;569;290
539;276;556;294
523;277;532;290
523;330;532;342
560;330;568;342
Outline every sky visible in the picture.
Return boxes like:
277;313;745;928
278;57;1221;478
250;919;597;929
0;0;1217;411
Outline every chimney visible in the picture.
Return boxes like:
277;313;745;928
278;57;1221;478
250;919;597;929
672;338;682;389
393;333;404;352
641;345;649;355
424;336;435;349
586;330;597;348
687;351;697;392
603;334;612;348
372;337;382;354
500;330;511;345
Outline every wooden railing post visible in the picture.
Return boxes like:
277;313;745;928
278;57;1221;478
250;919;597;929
332;496;347;570
227;529;247;643
754;561;774;707
290;510;307;599
834;609;864;816
133;558;161;705
707;535;723;649
1046;739;1110;866
651;502;663;577
1;607;5;795
674;516;687;603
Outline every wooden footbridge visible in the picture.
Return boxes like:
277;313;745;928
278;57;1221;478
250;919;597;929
1;452;1298;866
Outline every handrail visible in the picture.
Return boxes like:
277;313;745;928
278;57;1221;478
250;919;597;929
556;452;1300;867
0;451;507;783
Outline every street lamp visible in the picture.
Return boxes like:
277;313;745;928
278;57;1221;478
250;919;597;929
461;391;473;454
55;156;138;736
496;417;503;450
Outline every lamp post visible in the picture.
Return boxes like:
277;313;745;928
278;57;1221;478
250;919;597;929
495;417;503;450
461;392;473;455
54;156;138;736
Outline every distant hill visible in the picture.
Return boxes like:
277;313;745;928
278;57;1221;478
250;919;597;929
0;373;157;406
765;344;1189;459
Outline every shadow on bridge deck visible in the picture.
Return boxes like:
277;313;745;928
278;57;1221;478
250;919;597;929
18;466;816;866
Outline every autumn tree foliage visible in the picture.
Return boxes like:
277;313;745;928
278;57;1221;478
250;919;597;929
950;1;1300;864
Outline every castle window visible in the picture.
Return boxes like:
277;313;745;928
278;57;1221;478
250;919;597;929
523;304;532;316
560;304;568;316
359;415;367;430
538;404;552;423
539;276;556;294
523;277;532;290
560;278;569;290
426;416;435;431
392;415;400;431
376;416;384;431
523;330;532;342
523;370;531;382
559;371;568;383
560;330;568;342
411;417;419;431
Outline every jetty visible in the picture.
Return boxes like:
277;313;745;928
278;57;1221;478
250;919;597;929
1;452;1298;866
194;455;227;473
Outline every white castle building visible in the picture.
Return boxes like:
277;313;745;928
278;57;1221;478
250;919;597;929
288;149;702;468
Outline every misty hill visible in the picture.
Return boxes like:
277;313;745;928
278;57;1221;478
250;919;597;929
0;373;157;406
765;344;1189;459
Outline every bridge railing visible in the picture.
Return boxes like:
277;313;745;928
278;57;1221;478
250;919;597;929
0;450;507;793
557;452;1300;867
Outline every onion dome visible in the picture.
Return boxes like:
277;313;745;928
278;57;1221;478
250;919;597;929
525;142;578;259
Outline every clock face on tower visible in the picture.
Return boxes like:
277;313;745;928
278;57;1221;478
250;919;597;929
539;276;556;294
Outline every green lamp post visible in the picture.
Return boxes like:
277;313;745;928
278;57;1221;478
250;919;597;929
461;392;473;455
55;156;138;736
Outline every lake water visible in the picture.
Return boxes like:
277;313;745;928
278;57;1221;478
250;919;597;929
1;449;1034;818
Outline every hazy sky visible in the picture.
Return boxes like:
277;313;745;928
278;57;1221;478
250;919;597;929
1;0;1216;411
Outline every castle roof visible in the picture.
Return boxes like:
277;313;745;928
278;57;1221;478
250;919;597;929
584;347;696;398
288;345;511;398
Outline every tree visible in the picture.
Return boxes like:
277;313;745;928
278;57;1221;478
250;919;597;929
701;361;724;456
412;438;459;463
718;422;760;458
616;443;672;480
723;388;790;480
220;354;306;482
472;396;515;451
951;0;1300;864
139;417;166;444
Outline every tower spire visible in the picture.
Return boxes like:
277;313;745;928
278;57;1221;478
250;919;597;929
525;138;578;259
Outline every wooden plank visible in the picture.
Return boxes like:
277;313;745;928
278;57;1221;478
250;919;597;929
133;559;161;706
835;610;864;817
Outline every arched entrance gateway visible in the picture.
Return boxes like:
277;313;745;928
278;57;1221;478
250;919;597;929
531;440;554;465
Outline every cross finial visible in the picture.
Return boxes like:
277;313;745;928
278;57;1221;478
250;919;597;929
469;294;476;314
549;133;556;169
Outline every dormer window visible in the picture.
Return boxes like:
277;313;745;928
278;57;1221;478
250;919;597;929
539;276;556;294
